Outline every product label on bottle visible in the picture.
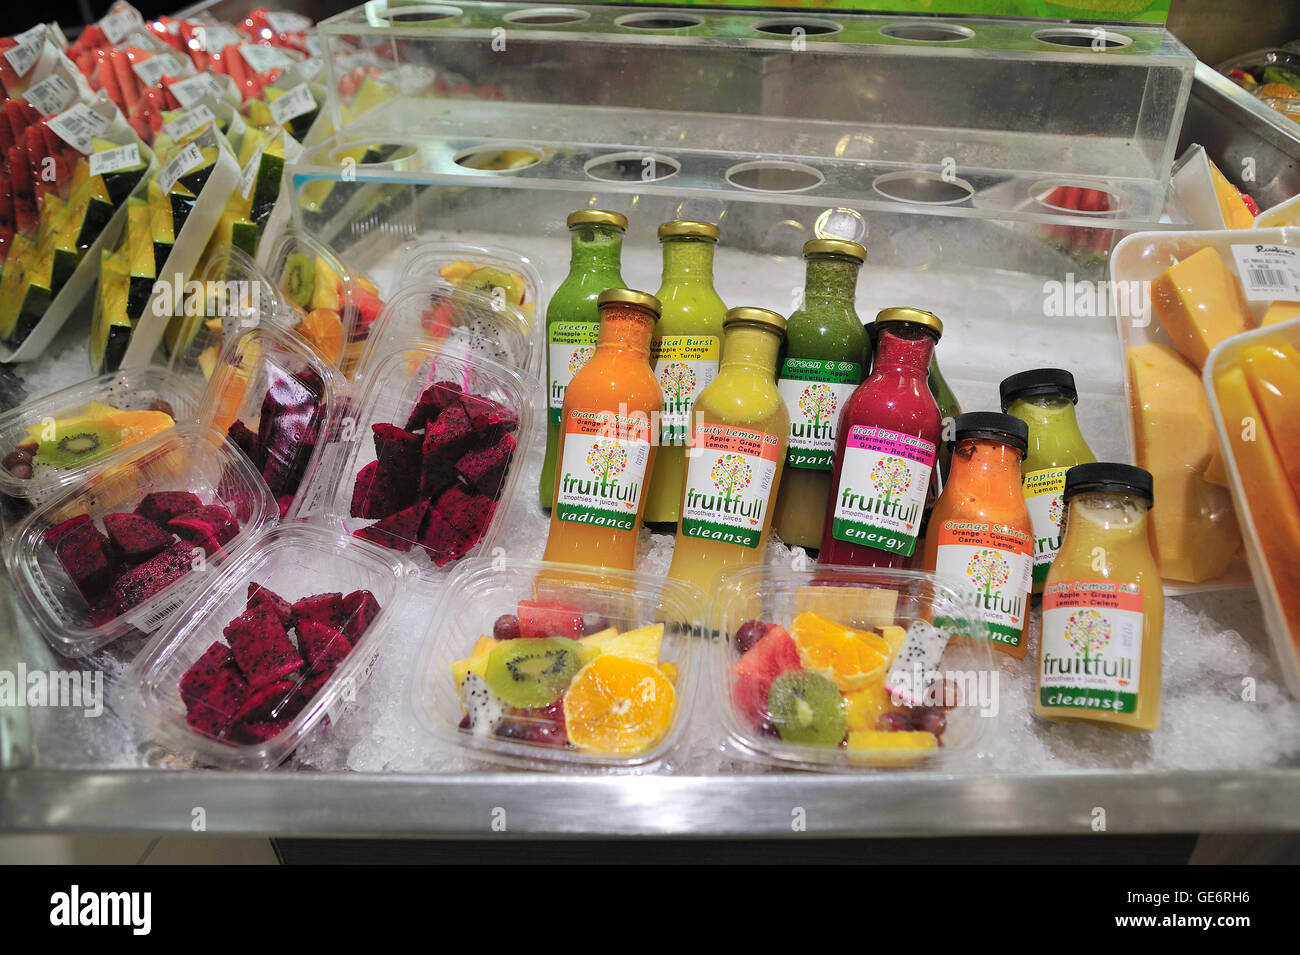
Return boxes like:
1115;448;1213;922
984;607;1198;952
680;424;781;549
1023;467;1069;583
555;409;652;531
830;426;935;557
777;358;860;470
1040;580;1144;715
933;521;1033;649
650;335;719;445
546;321;600;426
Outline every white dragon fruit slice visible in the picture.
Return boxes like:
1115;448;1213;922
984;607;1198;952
883;620;950;706
461;672;506;737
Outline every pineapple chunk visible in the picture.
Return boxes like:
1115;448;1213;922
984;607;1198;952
1150;247;1252;369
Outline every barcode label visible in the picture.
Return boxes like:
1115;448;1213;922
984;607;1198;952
24;73;74;116
4;33;42;76
133;53;183;88
99;8;141;46
239;43;294;74
158;141;204;195
270;82;315;125
301;56;324;80
46;103;111;153
170;71;224;108
267;10;312;34
239;140;265;198
192;25;242;53
89;142;140;178
1231;244;1300;302
163;104;214;140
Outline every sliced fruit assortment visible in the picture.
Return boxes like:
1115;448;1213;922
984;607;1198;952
349;379;518;565
452;600;678;756
277;248;384;373
178;583;382;746
2;397;174;480
1036;185;1117;260
729;612;955;760
44;491;241;626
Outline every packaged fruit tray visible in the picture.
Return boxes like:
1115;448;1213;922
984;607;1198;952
710;565;997;772
1110;227;1300;595
3;421;278;657
411;558;699;773
1204;316;1300;700
123;522;411;769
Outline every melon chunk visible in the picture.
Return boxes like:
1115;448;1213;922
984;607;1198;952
1150;247;1252;369
1261;302;1300;327
1208;160;1255;230
1128;343;1240;582
1242;342;1300;500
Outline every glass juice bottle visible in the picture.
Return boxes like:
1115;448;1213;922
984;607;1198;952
543;290;662;572
1000;368;1097;593
1037;463;1162;732
643;220;726;524
923;413;1035;659
820;307;943;568
771;238;868;550
540;209;627;509
667;307;789;597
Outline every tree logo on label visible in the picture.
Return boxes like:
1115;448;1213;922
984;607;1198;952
711;453;752;503
569;346;595;374
966;549;1011;602
798;383;837;428
869;455;912;507
1048;496;1064;525
587;439;628;481
1065;608;1111;662
659;362;697;411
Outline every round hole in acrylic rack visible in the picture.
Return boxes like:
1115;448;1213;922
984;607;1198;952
752;18;842;38
1030;179;1129;216
614;12;704;31
501;6;590;25
726;160;825;194
451;143;545;172
378;3;464;23
583;151;680;184
328;142;419;168
1032;28;1132;50
872;170;974;205
878;22;974;43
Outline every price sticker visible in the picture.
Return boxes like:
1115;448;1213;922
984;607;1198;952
100;8;142;46
46;103;112;154
133;53;183;88
270;82;315;125
267;11;312;34
170;71;224;108
24;73;75;116
89;142;141;178
239;141;266;199
163;104;214;141
4;33;42;77
158;141;204;195
1231;244;1300;302
238;43;294;73
192;25;242;53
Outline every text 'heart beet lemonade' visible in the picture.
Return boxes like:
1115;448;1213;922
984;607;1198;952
668;307;789;600
820;307;944;567
543;289;663;572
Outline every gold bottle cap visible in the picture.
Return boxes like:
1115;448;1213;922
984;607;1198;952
598;287;661;316
567;209;628;230
875;306;943;338
658;219;720;241
724;306;787;335
803;238;866;261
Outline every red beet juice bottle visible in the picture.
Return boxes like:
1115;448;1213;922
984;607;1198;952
819;307;944;568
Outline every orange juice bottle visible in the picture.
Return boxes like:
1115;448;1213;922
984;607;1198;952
543;289;663;572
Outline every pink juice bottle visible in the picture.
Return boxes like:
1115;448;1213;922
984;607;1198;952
819;307;944;568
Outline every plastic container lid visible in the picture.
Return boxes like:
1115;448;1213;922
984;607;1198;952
1063;462;1153;503
999;367;1079;408
952;411;1029;451
411;558;700;772
123;523;413;769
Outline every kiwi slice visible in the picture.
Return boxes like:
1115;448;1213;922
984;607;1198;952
767;670;846;747
464;266;525;307
282;252;315;308
483;637;585;708
31;414;122;469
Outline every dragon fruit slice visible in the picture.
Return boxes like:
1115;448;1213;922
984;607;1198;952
184;666;250;739
179;641;238;707
418;507;473;566
342;590;381;642
246;582;293;627
459;392;518;435
226;719;292;744
110;541;195;615
435;485;496;540
88;592;118;626
354;498;430;553
224;606;304;689
103;512;172;562
135;491;202;525
418;404;474;498
227;419;263;468
350;460;406;521
44;513;91;548
372;422;422;489
258;370;324;496
404;380;464;432
460;672;506;738
168;504;239;557
290;592;347;631
455;431;516;495
228;679;298;726
279;669;332;721
53;523;117;602
296;618;353;673
883;620;950;706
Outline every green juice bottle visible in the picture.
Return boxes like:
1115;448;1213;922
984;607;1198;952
540;210;628;509
644;220;726;524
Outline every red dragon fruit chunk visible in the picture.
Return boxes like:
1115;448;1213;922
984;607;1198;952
103;512;173;562
224;606;304;689
228;679;299;726
135;490;202;524
179;641;238;707
227;419;263;467
44;513;92;548
290;592;346;631
184;666;250;739
404;380;464;432
342;590;381;642
168;504;239;557
350;459;406;521
279;669;332;721
354;498;429;553
418;403;474;498
226;719;292;744
455;430;516;495
54;523;117;602
418;507;473;566
110;541;195;615
435;485;496;539
459;391;518;434
296;618;353;673
247;582;294;627
258;370;324;496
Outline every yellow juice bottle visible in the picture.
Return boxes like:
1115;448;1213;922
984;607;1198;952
667;307;789;598
1037;463;1162;732
543;289;663;572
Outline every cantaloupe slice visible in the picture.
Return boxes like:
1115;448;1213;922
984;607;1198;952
1261;302;1300;327
1150;247;1252;369
1128;343;1240;581
1208;160;1256;230
1242;342;1300;500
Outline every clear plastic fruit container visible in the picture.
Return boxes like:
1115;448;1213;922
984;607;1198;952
312;341;534;573
3;423;279;658
122;522;413;769
0;366;204;521
1203;316;1300;700
411;558;700;773
709;565;997;772
196;323;348;521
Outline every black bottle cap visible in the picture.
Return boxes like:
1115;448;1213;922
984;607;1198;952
952;412;1028;452
1063;462;1154;503
999;368;1078;410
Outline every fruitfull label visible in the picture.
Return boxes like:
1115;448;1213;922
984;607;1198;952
680;424;780;549
650;335;719;445
933;522;1033;649
830;426;935;557
1040;580;1144;715
555;409;652;532
1023;467;1069;583
777;358;860;470
547;321;600;426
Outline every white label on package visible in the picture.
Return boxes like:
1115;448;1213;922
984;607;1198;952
304;35;322;59
46;103;112;154
24;73;75;116
239;141;265;199
267;10;312;34
192;25;241;53
89;142;140;178
238;43;294;73
270;82;315;125
1230;244;1300;302
16;23;46;44
99;9;141;46
4;34;42;77
163;103;214;140
170;71;224;108
158;141;204;195
300;56;324;81
133;53;183;88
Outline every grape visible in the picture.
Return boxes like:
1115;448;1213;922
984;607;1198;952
756;718;780;738
581;612;611;634
148;399;175;417
876;711;912;732
7;461;31;479
911;707;947;738
733;619;770;655
458;713;471;730
933;679;960;710
494;718;528;740
492;613;521;640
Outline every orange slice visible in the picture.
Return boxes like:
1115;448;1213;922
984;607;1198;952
563;656;675;756
297;308;346;365
791;611;892;692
